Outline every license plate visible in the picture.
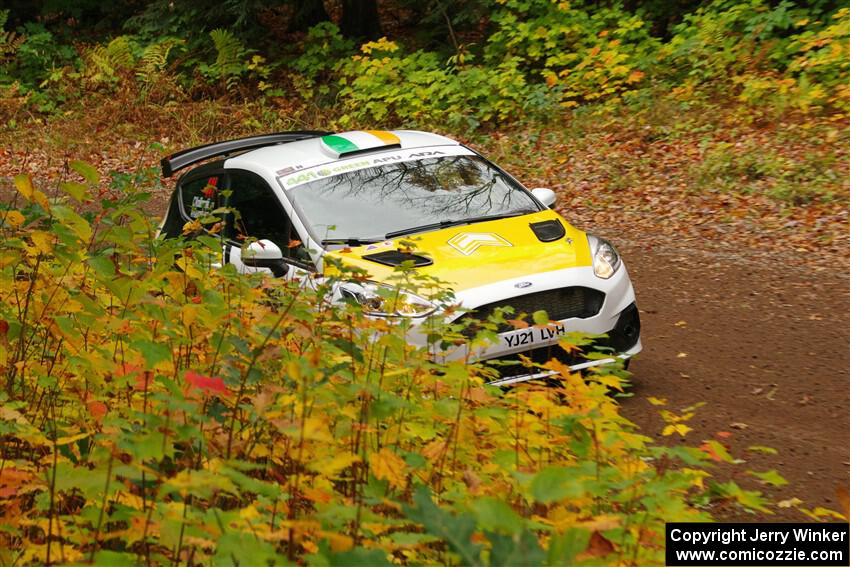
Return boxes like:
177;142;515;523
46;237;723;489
501;323;566;350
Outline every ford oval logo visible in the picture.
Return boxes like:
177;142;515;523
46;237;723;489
514;281;532;289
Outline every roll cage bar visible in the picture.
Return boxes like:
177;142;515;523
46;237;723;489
160;130;332;178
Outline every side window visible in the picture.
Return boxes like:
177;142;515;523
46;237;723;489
226;171;310;263
179;174;225;221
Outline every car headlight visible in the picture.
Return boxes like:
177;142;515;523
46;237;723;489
338;281;436;317
588;234;621;279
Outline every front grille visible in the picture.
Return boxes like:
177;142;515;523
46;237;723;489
454;286;605;337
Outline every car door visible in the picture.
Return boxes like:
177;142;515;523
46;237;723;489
223;169;314;281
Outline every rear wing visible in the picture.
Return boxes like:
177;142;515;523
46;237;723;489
160;130;331;177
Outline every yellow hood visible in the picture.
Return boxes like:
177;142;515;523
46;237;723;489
324;210;591;292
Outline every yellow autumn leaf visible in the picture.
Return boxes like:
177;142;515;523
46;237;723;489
594;374;624;391
174;256;203;280
14;174;34;200
54;432;90;446
662;423;693;437
319;531;354;552
181;304;198;327
310;453;360;476
30;231;54;255
369;448;407;489
647;396;667;406
4;210;25;228
239;505;260;520
32;190;50;211
182;219;202;235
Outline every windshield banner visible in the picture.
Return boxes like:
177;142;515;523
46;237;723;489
277;146;475;189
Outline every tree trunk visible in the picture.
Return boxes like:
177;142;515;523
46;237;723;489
289;0;330;31
340;0;381;41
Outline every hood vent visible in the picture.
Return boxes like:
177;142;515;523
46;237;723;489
362;250;433;267
529;219;565;242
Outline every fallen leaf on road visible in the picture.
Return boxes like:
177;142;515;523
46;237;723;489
716;431;732;438
730;422;749;430
679;373;690;379
749;469;788;487
647;396;667;406
778;498;802;508
677;352;688;358
748;445;778;455
674;320;687;327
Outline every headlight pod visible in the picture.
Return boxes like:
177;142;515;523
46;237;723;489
587;234;621;279
338;281;436;317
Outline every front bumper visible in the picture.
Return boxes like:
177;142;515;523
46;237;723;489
407;263;642;385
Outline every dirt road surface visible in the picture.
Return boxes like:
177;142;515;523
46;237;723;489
609;234;850;520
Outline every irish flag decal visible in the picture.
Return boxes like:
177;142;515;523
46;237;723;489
320;130;401;158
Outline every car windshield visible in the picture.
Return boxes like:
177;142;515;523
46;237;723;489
286;155;540;244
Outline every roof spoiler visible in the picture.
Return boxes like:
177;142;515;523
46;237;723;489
160;130;331;177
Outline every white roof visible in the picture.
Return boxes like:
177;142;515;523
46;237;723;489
224;129;459;177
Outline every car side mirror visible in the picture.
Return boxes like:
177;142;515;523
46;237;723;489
241;239;288;277
531;188;557;208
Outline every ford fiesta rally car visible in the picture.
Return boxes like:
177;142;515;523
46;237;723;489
158;129;641;385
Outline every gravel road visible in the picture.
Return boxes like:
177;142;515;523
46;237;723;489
612;235;850;520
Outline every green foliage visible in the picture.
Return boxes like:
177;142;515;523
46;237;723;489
0;21;79;111
84;36;136;87
3;1;850;120
0;163;784;565
694;139;842;204
663;1;850;112
484;0;659;106
207;28;253;91
199;28;270;93
0;10;24;63
292;23;355;102
334;38;554;130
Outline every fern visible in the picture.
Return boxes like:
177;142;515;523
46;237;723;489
209;28;250;91
136;37;184;84
85;36;136;86
0;9;25;62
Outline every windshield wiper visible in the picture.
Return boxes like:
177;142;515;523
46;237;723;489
384;209;537;239
321;236;385;246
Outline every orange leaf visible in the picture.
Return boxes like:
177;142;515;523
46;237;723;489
369;448;407;489
579;531;615;559
87;400;108;422
507;318;529;329
185;370;229;397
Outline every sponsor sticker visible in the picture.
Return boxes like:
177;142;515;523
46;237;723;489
447;232;512;256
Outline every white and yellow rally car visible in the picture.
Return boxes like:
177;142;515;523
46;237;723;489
159;129;641;385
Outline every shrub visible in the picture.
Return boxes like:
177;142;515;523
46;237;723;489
335;38;556;130
484;0;658;107
0;163;775;564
